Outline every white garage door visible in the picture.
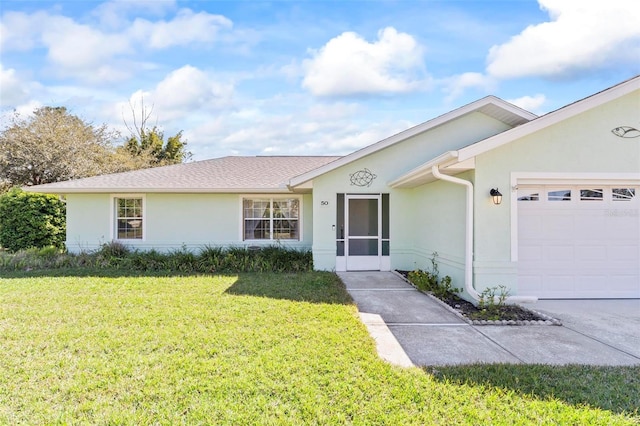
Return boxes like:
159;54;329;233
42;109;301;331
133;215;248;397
518;185;640;299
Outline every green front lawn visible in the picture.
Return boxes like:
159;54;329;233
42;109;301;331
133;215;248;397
0;271;637;424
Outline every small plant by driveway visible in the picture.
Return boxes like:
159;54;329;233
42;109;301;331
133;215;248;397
471;285;510;321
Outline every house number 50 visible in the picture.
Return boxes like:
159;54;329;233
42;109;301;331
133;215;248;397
320;201;329;206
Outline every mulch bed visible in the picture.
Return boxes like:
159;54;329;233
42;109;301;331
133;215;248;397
396;270;551;323
438;292;545;321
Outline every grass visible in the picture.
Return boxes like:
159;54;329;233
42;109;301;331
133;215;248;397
430;364;640;416
0;270;638;424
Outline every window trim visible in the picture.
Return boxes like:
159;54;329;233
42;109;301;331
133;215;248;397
240;195;303;242
111;194;146;241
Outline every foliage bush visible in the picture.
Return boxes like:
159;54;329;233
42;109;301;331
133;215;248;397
473;285;510;320
0;242;313;273
0;188;66;252
407;252;460;298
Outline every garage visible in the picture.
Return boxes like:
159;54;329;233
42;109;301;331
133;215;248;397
517;184;640;299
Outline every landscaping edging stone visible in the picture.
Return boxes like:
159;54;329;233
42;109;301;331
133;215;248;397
391;270;562;326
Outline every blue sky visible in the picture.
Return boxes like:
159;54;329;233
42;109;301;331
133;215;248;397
1;0;639;160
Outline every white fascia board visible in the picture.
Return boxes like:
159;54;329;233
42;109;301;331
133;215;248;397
483;95;538;121
22;187;297;195
457;76;640;162
446;156;475;171
289;96;534;188
387;151;459;188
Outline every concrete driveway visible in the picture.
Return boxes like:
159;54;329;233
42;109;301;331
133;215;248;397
533;299;640;360
339;272;640;367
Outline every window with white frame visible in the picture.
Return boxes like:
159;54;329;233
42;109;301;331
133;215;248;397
115;197;144;239
243;198;300;240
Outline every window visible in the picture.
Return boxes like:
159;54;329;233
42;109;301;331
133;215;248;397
612;188;636;201
115;197;143;239
243;198;299;240
517;189;539;201
580;189;603;201
548;189;571;201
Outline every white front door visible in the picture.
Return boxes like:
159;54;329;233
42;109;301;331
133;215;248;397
346;194;381;271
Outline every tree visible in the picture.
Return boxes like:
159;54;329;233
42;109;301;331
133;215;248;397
0;107;118;187
0;188;66;252
121;98;191;166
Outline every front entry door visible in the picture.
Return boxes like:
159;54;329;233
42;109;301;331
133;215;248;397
346;194;381;271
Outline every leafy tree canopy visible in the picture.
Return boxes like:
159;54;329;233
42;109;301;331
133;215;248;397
0;105;192;189
120;98;191;166
0;106;118;187
122;127;190;166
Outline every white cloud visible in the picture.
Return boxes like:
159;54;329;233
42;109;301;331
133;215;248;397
487;0;640;79
1;10;134;82
154;65;234;114
13;100;44;117
0;7;234;83
93;0;177;28
42;16;132;73
506;94;547;113
0;99;44;130
111;65;234;140
0;11;50;51
0;64;29;106
184;94;411;159
302;27;427;96
442;72;496;102
130;9;232;49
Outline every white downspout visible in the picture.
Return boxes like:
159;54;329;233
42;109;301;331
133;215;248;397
431;165;481;302
431;164;538;305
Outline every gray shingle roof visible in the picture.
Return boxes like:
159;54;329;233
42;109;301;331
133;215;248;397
25;156;341;194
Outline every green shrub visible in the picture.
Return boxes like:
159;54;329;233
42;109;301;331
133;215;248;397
408;269;439;292
407;252;460;298
197;245;225;272
475;285;510;320
0;243;313;274
126;249;169;271
0;188;66;252
97;240;130;258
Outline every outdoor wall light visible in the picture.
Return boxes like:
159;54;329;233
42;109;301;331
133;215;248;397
490;188;503;205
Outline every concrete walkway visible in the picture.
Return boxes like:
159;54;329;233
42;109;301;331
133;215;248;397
338;271;640;367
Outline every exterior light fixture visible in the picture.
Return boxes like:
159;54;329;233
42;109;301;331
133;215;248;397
490;188;503;205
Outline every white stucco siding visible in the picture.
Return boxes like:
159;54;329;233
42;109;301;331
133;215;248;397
409;175;470;290
144;193;240;249
65;194;111;252
381;111;511;184
472;89;640;294
311;112;509;271
65;192;314;253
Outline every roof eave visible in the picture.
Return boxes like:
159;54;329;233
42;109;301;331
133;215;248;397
388;151;461;188
457;75;640;162
289;96;535;188
22;187;297;195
